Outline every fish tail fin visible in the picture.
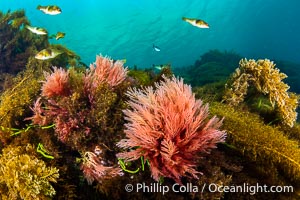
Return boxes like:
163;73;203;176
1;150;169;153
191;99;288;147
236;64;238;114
182;17;187;21
37;5;42;10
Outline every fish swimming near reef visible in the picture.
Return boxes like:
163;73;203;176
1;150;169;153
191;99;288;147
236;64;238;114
153;63;171;71
55;32;65;40
113;58;127;64
153;44;161;52
37;5;62;15
182;17;209;28
35;48;63;60
25;25;48;35
153;64;164;70
49;32;66;40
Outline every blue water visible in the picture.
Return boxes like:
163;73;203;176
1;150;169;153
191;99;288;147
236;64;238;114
1;0;300;68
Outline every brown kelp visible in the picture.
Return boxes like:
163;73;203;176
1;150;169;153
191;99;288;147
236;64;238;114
0;67;42;128
210;102;300;193
0;10;49;74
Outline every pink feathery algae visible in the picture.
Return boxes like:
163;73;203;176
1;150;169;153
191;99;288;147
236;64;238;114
117;76;226;183
81;150;123;185
28;97;48;126
29;55;128;147
41;67;70;98
85;55;128;90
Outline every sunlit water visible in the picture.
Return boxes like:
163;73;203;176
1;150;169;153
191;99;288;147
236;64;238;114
1;0;300;68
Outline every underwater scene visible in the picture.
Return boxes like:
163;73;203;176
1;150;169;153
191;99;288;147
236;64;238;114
0;0;299;199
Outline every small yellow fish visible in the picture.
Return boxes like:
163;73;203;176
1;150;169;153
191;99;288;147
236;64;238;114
37;5;62;15
113;58;127;64
182;17;209;28
55;32;65;40
25;25;48;35
35;48;63;60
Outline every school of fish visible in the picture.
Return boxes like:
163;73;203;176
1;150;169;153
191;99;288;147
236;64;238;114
16;4;210;62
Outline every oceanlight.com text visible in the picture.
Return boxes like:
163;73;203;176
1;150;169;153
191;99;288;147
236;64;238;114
124;182;294;195
208;183;293;195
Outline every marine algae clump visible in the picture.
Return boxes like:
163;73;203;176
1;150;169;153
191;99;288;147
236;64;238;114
210;102;300;187
29;55;128;151
223;58;298;127
0;68;42;128
0;144;59;200
117;76;226;184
